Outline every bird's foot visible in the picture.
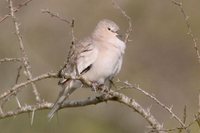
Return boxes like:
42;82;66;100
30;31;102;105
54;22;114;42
91;81;99;92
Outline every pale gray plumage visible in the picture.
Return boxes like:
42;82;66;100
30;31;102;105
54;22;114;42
48;19;126;119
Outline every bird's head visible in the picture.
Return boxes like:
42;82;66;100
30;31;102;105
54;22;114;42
93;19;120;40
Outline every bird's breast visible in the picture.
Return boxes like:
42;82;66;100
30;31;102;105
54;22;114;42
83;44;123;84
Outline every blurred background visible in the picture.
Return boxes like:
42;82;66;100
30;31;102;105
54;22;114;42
0;0;200;132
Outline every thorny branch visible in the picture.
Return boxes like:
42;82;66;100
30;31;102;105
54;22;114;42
0;57;22;64
0;72;58;101
14;65;22;85
8;0;42;102
171;0;200;64
0;95;111;120
41;9;72;24
0;0;33;23
0;73;165;133
121;81;186;128
112;0;132;44
41;9;76;64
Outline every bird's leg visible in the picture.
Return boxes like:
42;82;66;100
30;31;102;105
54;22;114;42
91;81;99;92
91;81;107;93
99;85;109;93
91;81;110;95
109;79;117;89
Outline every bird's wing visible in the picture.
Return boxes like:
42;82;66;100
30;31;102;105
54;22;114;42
76;37;98;75
48;38;98;119
58;37;98;84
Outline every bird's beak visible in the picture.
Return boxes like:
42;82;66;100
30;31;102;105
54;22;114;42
116;31;123;40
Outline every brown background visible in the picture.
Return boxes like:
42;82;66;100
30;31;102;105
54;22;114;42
0;0;200;132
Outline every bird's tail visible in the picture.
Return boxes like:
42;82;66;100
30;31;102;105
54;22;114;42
48;94;68;119
48;80;79;119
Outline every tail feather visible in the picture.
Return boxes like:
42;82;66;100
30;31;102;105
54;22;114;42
48;95;67;119
48;80;80;119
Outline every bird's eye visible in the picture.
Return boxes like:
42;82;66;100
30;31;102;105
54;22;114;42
107;27;111;31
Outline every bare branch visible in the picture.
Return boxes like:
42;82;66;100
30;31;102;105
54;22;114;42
198;91;200;115
0;95;111;120
171;0;200;64
41;9;76;66
0;71;164;132
15;65;22;84
0;58;22;64
196;92;200;127
0;72;58;101
0;0;33;23
72;77;164;132
183;105;187;124
30;109;35;125
110;90;164;132
15;97;22;108
8;0;42;102
0;102;51;119
119;80;186;128
41;9;72;24
112;0;133;44
0;106;3;115
13;66;23;109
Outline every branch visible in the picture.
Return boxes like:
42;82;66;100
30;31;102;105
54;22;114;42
41;9;76;63
0;72;165;132
0;72;58;101
0;0;33;23
120;80;187;129
0;58;22;64
110;90;164;132
74;77;164;133
41;9;72;24
14;65;22;85
0;102;52;119
0;95;112;119
171;0;200;64
112;0;133;44
8;0;42;102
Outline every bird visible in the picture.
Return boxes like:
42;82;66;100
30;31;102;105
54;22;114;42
48;19;126;119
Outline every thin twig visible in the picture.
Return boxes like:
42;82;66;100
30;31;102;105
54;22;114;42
0;66;22;109
14;66;22;109
110;90;164;132
0;58;22;64
0;0;33;23
15;65;22;84
31;109;35;125
0;95;109;120
41;9;71;24
15;97;22;108
170;0;200;64
195;92;200;127
121;80;186;128
8;0;42;102
0;94;112;119
0;72;58;101
71;19;75;43
178;105;187;133
66;18;76;65
198;91;200;115
41;9;76;66
112;0;133;44
0;106;3;115
183;105;187;124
